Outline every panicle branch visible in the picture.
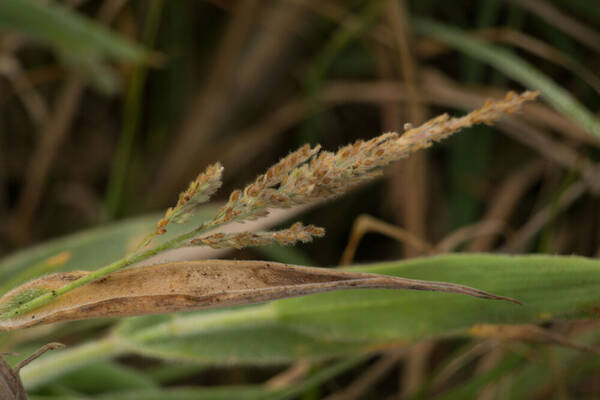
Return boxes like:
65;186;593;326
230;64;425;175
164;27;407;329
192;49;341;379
190;222;325;249
155;162;223;235
210;90;538;227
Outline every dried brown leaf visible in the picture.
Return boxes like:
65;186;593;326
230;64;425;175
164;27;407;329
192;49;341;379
0;356;24;400
1;342;64;399
0;261;518;331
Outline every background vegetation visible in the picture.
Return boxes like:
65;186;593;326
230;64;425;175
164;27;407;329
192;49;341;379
1;0;600;398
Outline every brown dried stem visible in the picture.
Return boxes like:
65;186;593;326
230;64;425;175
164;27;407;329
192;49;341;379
383;0;428;259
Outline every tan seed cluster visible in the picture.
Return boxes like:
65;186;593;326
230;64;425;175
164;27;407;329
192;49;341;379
155;162;223;234
399;90;540;153
211;91;538;226
190;222;325;249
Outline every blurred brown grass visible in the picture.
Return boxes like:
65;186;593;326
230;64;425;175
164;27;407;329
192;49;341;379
2;0;600;398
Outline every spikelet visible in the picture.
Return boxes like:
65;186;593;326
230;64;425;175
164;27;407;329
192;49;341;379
190;222;325;249
155;162;223;235
210;91;539;226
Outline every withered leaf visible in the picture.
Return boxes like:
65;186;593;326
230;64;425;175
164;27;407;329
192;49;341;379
0;343;64;399
0;356;25;400
0;260;519;331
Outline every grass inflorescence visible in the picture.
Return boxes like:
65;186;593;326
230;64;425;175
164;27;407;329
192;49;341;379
0;90;537;324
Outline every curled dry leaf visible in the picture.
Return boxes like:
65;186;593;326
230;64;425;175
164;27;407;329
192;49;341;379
0;261;519;331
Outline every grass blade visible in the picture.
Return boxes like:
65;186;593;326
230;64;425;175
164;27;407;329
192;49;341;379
19;254;600;390
0;260;514;330
412;18;600;139
0;0;147;63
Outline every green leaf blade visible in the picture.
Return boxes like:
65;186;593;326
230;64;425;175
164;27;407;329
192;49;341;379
274;254;600;341
0;0;147;63
412;19;600;140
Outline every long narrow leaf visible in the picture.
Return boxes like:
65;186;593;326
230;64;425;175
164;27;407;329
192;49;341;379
412;18;600;140
0;260;513;330
19;254;600;389
0;0;147;62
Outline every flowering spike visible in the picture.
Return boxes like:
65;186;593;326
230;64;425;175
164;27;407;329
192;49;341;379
203;91;538;227
154;162;223;235
189;222;325;249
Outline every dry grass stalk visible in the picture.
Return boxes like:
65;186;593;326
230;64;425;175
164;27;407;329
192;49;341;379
383;0;428;259
324;349;406;400
500;180;587;253
8;0;133;245
340;214;434;265
467;161;546;252
153;0;262;200
469;323;600;354
340;215;507;265
507;0;600;53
